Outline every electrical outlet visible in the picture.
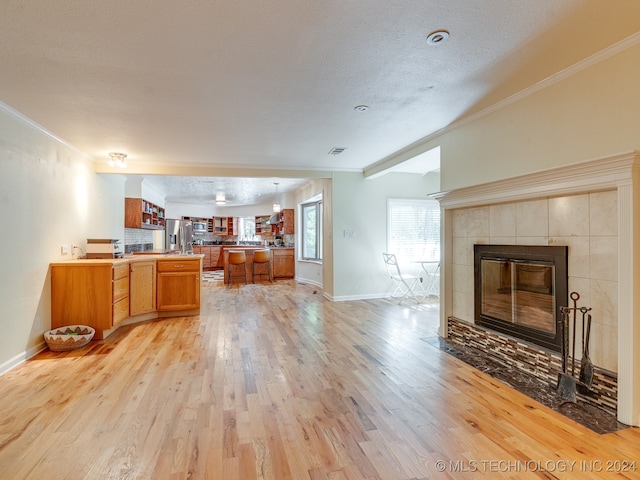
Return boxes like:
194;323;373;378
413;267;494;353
34;316;41;330
61;244;70;255
343;229;356;239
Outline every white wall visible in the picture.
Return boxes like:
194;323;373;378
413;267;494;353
0;103;125;373
330;171;440;300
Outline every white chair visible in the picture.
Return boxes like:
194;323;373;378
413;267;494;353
382;253;422;303
415;260;440;297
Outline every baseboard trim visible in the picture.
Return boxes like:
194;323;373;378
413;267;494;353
0;342;47;376
329;293;390;302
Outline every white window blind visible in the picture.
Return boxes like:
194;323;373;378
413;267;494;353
387;198;440;265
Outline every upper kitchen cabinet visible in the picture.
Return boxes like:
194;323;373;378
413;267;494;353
125;198;165;230
256;215;272;236
256;209;293;236
272;209;294;235
213;216;237;235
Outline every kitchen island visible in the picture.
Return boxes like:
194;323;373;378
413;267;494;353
50;254;203;340
222;247;295;283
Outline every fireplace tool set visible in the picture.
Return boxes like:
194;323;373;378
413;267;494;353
557;291;594;403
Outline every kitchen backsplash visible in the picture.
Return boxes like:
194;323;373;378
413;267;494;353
124;228;154;253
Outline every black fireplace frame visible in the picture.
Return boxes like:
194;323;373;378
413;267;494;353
474;244;568;353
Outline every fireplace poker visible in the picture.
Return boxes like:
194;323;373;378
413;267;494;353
579;312;594;388
570;292;579;376
557;305;576;403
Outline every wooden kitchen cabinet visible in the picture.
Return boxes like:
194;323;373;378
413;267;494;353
274;208;295;235
281;209;294;234
213;217;237;235
193;246;212;269
125;197;165;230
157;257;202;311
213;217;227;235
210;246;222;269
271;209;294;235
272;248;295;278
227;217;237;235
255;215;271;236
129;260;156;316
51;261;130;340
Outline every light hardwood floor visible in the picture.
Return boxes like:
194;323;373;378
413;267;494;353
1;280;639;479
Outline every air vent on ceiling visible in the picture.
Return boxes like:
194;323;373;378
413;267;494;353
328;147;347;155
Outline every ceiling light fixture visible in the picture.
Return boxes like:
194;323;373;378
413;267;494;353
272;183;281;213
215;192;226;205
426;30;449;45
108;152;127;168
354;105;369;112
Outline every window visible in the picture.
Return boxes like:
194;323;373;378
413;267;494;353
387;198;440;265
301;198;322;261
238;217;257;241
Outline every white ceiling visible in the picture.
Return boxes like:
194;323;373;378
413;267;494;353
1;1;639;203
135;175;306;206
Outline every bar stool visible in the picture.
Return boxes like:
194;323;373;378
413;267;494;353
227;250;247;285
252;249;272;283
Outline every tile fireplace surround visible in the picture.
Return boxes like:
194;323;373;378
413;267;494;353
434;150;640;426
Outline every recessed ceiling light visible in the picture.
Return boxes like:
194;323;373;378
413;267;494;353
426;30;449;45
354;105;369;112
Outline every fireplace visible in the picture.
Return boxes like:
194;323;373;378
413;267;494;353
474;245;568;352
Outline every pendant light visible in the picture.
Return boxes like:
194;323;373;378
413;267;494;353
272;182;281;213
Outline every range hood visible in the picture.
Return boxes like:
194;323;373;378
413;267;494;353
268;212;280;225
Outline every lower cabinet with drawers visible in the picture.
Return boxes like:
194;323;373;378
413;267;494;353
51;261;130;340
50;255;202;340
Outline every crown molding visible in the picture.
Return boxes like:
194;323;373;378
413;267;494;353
366;32;640;179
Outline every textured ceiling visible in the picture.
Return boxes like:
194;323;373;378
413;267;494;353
1;1;639;202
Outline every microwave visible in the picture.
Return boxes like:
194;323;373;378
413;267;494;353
193;221;208;234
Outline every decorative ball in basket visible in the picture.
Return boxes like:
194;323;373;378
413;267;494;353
44;325;95;352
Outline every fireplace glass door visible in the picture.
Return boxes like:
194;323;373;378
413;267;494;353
480;259;556;335
474;245;567;352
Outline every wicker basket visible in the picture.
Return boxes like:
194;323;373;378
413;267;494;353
44;325;95;352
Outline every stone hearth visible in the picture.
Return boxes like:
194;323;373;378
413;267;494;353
447;317;618;416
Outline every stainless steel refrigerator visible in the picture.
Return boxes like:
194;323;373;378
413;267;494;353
165;219;194;255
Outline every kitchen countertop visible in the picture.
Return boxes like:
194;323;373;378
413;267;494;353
194;245;294;250
131;249;179;255
50;254;205;266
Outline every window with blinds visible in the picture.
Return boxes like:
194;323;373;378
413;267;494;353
387;198;440;265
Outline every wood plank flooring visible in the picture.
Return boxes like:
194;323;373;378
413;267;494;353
1;280;639;479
